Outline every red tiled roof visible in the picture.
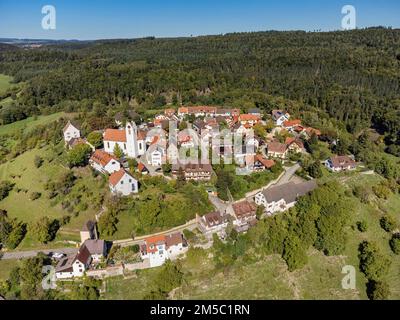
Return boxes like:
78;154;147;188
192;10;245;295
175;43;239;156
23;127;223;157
239;114;261;122
90;150;117;167
104;129;126;142
283;119;302;127
268;142;287;154
232;201;257;219
255;154;275;168
109;169;126;186
145;235;166;253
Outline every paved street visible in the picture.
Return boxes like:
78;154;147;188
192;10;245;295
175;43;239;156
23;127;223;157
275;163;301;186
1;247;78;260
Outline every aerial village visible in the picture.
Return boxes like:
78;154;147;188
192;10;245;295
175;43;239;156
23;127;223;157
56;106;358;280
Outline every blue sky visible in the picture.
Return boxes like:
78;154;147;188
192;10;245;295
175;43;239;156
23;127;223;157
0;0;399;40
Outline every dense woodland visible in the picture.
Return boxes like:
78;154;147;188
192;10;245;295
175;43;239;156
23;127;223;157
0;28;399;141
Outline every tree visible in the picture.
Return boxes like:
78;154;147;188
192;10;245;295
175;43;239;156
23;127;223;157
367;280;390;300
162;162;172;175
0;181;14;201
282;235;308;272
357;221;368;233
307;161;323;178
380;215;397;233
87;131;103;149
113;143;124;159
98;211;118;236
389;233;400;255
68;144;92;167
29;217;53;243
358;241;391;281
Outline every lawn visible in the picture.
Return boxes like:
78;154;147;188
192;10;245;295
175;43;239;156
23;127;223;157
0;74;13;95
0;112;70;136
0;146;108;250
0;259;19;282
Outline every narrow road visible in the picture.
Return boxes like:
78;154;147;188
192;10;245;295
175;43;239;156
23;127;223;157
275;163;301;186
1;247;78;260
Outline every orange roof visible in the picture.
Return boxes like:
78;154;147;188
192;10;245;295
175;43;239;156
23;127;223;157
305;127;321;136
239;114;261;122
109;169;126;186
90;150;117;167
145;235;166;253
256;154;275;168
164;108;175;115
104;129;126;142
283;119;302;127
178;107;188;114
151;136;160;145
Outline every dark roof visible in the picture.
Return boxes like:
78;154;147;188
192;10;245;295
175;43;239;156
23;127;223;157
63;120;81;133
172;162;213;173
329;155;356;168
202;211;226;228
55;255;75;273
165;233;184;248
83;239;106;255
232;201;257;219
261;180;318;204
75;245;91;264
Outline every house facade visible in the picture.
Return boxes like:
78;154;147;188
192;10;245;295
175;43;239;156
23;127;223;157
171;163;213;181
55;245;91;279
267;142;288;159
231;201;257;233
255;180;318;215
89;150;121;174
196;212;229;238
140;233;187;268
272;110;290;126
63;121;81;143
325;155;356;172
109;169;139;196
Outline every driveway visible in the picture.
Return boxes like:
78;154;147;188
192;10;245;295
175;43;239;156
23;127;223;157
1;247;78;260
276;163;301;186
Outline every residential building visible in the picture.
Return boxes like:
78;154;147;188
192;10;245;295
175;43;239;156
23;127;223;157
83;239;107;263
109;169;139;196
267;141;288;159
285;137;306;154
63;120;81;143
55;245;91;279
231;201;257;232
272;110;290;126
283;119;302;131
171;163;213;181
89;150;121;174
325;155;357;172
252;154;275;171
140;233;187;268
239;114;261;127
248;108;262;117
196;212;229;238
255;180;318;215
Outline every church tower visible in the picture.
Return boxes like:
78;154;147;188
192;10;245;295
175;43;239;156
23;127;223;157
125;121;139;158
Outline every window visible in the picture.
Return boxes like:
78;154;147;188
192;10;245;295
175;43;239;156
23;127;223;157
107;142;110;149
124;144;127;150
132;184;135;191
121;181;124;185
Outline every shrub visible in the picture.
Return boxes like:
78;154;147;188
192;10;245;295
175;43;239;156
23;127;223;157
389;233;400;255
30;192;41;201
34;155;44;168
367;280;390;300
357;221;368;232
0;181;14;201
380;215;397;233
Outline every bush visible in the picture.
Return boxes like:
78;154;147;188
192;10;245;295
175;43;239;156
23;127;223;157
389;233;400;255
30;192;41;200
372;183;392;200
357;221;368;232
367;280;390;300
358;241;391;281
0;181;14;201
34;155;44;168
380;215;397;233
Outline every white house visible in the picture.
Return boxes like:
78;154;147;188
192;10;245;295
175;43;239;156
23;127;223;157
272;110;290;126
109;169;139;196
89;150;121;174
196;212;229;238
325;155;357;172
255;180;317;215
63;120;81;143
103;122;146;158
83;239;107;263
55;245;91;279
140;233;187;268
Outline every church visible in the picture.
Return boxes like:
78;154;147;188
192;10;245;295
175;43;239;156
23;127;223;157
103;122;146;158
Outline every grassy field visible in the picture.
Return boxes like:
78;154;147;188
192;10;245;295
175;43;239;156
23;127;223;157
103;172;400;300
0;146;108;250
0;112;69;136
0;74;13;95
0;260;19;282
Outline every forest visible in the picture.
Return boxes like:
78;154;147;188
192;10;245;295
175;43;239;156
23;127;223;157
0;27;399;145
